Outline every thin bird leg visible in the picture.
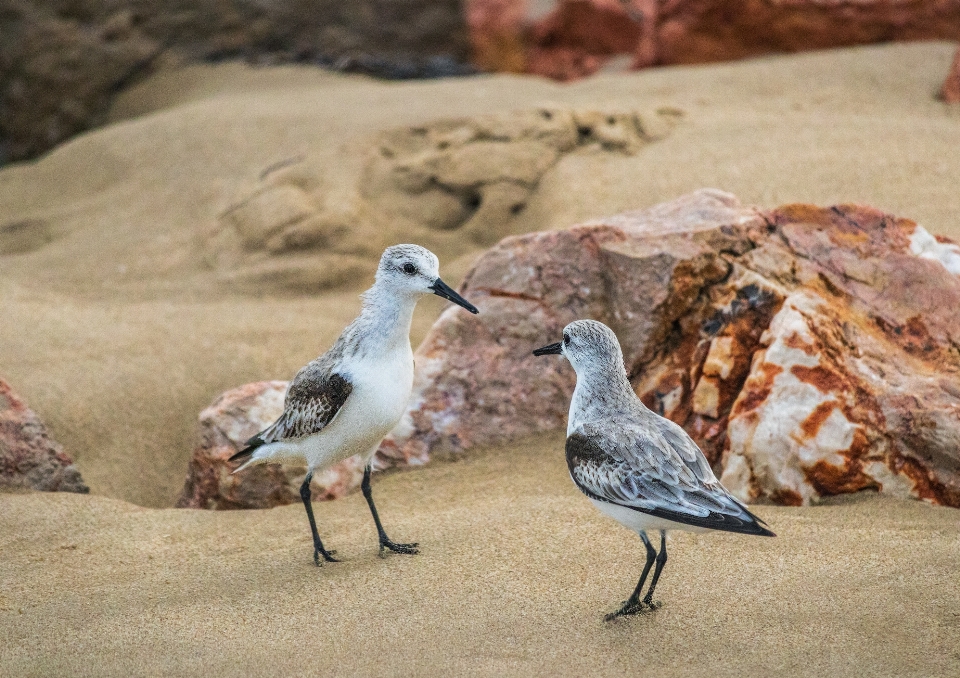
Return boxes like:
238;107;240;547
605;530;657;621
300;472;339;566
361;464;419;557
641;530;668;609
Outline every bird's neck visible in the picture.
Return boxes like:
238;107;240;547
568;362;637;433
345;284;417;360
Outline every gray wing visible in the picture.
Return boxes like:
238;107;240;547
565;424;774;536
228;362;352;462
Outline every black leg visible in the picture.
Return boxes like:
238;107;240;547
300;472;338;566
361;464;419;557
641;530;668;609
605;530;657;621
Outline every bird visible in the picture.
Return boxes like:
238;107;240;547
230;244;478;565
533;319;774;619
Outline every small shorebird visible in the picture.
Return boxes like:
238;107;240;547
231;245;478;565
533;320;774;619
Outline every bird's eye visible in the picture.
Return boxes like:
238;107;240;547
563;334;570;346
402;263;417;275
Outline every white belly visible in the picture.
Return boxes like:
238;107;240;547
299;351;414;470
589;498;710;535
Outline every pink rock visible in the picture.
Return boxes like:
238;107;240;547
498;0;960;79
943;45;960;103
176;381;364;510
380;190;960;508
465;0;529;72
0;377;88;493
525;0;656;80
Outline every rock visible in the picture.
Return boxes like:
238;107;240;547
1;0;470;162
0;377;88;494
177;381;364;510
490;0;960;80
942;45;960;103
466;0;528;73
379;189;960;508
525;0;655;81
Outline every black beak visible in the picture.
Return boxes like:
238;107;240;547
532;341;563;356
429;278;479;314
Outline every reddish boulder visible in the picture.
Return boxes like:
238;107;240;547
0;378;88;494
380;190;960;507
482;0;960;79
177;381;364;510
943;45;960;103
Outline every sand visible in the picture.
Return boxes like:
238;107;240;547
2;436;959;677
1;41;960;675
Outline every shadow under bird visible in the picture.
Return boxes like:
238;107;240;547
230;244;478;565
533;319;774;619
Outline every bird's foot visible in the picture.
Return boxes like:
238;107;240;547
604;599;655;621
378;538;419;557
313;547;339;567
641;596;663;610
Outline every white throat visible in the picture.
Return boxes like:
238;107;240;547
345;282;420;361
567;357;636;435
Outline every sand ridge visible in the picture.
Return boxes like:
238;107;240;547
1;437;958;677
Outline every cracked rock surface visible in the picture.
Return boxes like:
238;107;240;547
180;189;960;509
382;189;960;508
0;377;88;494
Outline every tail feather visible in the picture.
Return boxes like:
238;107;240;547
228;434;265;470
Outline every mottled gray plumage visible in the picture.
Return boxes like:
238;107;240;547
229;244;478;565
534;319;773;618
557;319;772;535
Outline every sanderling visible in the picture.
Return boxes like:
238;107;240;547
533;319;774;619
231;244;478;565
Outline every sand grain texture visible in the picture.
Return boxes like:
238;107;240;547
1;438;959;677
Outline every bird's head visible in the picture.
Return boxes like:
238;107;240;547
375;244;478;314
532;319;625;376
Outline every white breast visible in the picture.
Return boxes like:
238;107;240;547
299;348;414;470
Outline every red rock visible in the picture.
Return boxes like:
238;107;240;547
380;190;960;508
507;0;960;79
466;0;529;72
525;0;656;80
943;45;960;103
176;381;364;510
0;377;88;494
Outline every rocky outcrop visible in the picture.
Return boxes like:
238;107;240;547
465;0;960;80
182;190;960;509
380;190;960;507
0;377;88;493
943;45;960;103
177;381;364;510
1;0;469;162
204;107;682;293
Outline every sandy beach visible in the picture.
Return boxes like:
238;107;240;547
1;41;960;676
2;435;959;677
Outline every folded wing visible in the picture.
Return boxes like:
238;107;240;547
565;425;774;536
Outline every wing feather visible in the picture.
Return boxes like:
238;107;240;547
565;427;774;536
228;369;353;462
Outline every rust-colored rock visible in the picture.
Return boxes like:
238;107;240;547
942;45;960;103
177;381;364;510
477;0;960;79
0;377;88;494
380;189;960;508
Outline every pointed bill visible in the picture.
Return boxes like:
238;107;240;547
429;278;479;314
